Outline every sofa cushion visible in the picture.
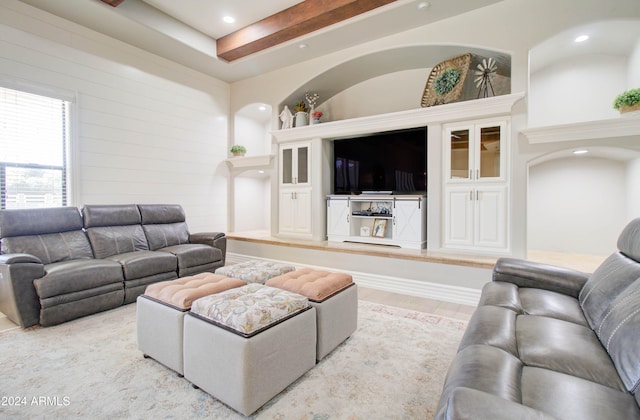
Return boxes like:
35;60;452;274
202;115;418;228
596;278;640;393
137;204;192;250
458;305;518;356
0;207;94;264
83;205;150;259
521;367;640;420
34;259;124;299
159;244;222;270
618;217;640;263
0;206;83;238
105;250;177;280
1;231;94;264
516;315;625;391
579;252;640;329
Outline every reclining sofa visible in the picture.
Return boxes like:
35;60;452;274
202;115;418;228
0;204;226;328
436;217;640;419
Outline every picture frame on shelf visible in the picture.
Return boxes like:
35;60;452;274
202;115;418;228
372;218;387;238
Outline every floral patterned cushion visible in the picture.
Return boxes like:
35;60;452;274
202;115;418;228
190;283;309;337
215;260;296;284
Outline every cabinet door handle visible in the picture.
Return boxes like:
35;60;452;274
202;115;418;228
476;169;479;180
469;169;472;179
476;190;479;200
470;190;473;201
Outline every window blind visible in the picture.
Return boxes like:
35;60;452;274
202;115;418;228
0;87;70;209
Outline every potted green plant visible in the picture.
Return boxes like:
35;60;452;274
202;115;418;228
613;87;640;114
230;145;246;157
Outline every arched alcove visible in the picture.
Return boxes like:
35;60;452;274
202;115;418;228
279;44;512;123
527;147;640;266
528;19;640;127
229;102;274;233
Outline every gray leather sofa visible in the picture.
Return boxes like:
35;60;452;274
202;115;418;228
0;204;226;328
436;218;640;419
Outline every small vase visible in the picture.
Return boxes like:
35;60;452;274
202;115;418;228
313;117;321;124
295;112;308;127
620;103;640;116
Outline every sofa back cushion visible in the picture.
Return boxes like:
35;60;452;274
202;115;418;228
83;205;149;259
138;204;190;250
580;218;640;330
595;277;640;394
0;207;93;264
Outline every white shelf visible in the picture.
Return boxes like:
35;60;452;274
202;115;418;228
225;154;274;169
272;93;525;143
521;115;640;144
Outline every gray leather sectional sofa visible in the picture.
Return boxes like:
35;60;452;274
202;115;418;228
436;218;640;419
0;204;226;328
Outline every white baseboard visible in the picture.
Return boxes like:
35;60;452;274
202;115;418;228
226;252;481;306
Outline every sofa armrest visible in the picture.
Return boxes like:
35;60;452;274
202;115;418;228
0;253;45;328
189;232;227;265
438;387;556;420
493;257;589;298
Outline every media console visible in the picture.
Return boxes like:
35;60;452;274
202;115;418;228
326;194;426;249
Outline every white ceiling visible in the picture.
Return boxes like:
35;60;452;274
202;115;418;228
140;0;305;39
18;0;503;82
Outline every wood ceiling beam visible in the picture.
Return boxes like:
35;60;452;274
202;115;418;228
216;0;397;62
99;0;126;7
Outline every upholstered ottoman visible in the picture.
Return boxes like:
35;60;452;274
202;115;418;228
266;267;357;360
215;259;296;283
183;284;316;416
136;273;246;375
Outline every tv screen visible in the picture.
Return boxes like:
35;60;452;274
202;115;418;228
333;126;427;194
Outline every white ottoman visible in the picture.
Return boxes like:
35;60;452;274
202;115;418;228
215;260;296;284
183;284;316;416
266;267;358;360
136;273;246;375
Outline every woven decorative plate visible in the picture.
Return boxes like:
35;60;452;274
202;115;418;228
421;53;472;107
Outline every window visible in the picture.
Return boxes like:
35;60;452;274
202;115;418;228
0;87;71;209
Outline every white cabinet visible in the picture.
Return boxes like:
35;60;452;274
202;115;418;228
443;119;509;251
279;189;311;235
444;185;507;249
280;142;310;186
326;195;426;249
279;141;312;236
444;120;507;183
326;196;350;237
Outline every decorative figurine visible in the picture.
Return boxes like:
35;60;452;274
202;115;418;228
279;105;293;129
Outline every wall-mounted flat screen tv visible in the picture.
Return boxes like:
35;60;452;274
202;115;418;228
333;126;427;194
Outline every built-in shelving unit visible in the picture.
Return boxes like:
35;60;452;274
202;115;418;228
272;92;525;143
521;114;640;144
225;154;274;170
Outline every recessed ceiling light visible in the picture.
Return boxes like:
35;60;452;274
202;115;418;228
573;149;589;155
258;170;265;174
258;105;266;111
223;16;235;24
575;35;589;43
418;2;431;10
298;43;308;49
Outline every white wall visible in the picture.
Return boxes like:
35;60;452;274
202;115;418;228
234;109;272;156
529;54;627;127
528;156;627;254
0;1;230;233
319;69;429;121
627;158;640;219
628;39;640;87
233;177;270;232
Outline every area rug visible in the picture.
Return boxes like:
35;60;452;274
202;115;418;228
0;300;467;419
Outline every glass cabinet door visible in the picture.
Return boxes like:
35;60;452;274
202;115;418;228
449;129;471;180
297;146;308;184
282;147;293;184
478;125;502;179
